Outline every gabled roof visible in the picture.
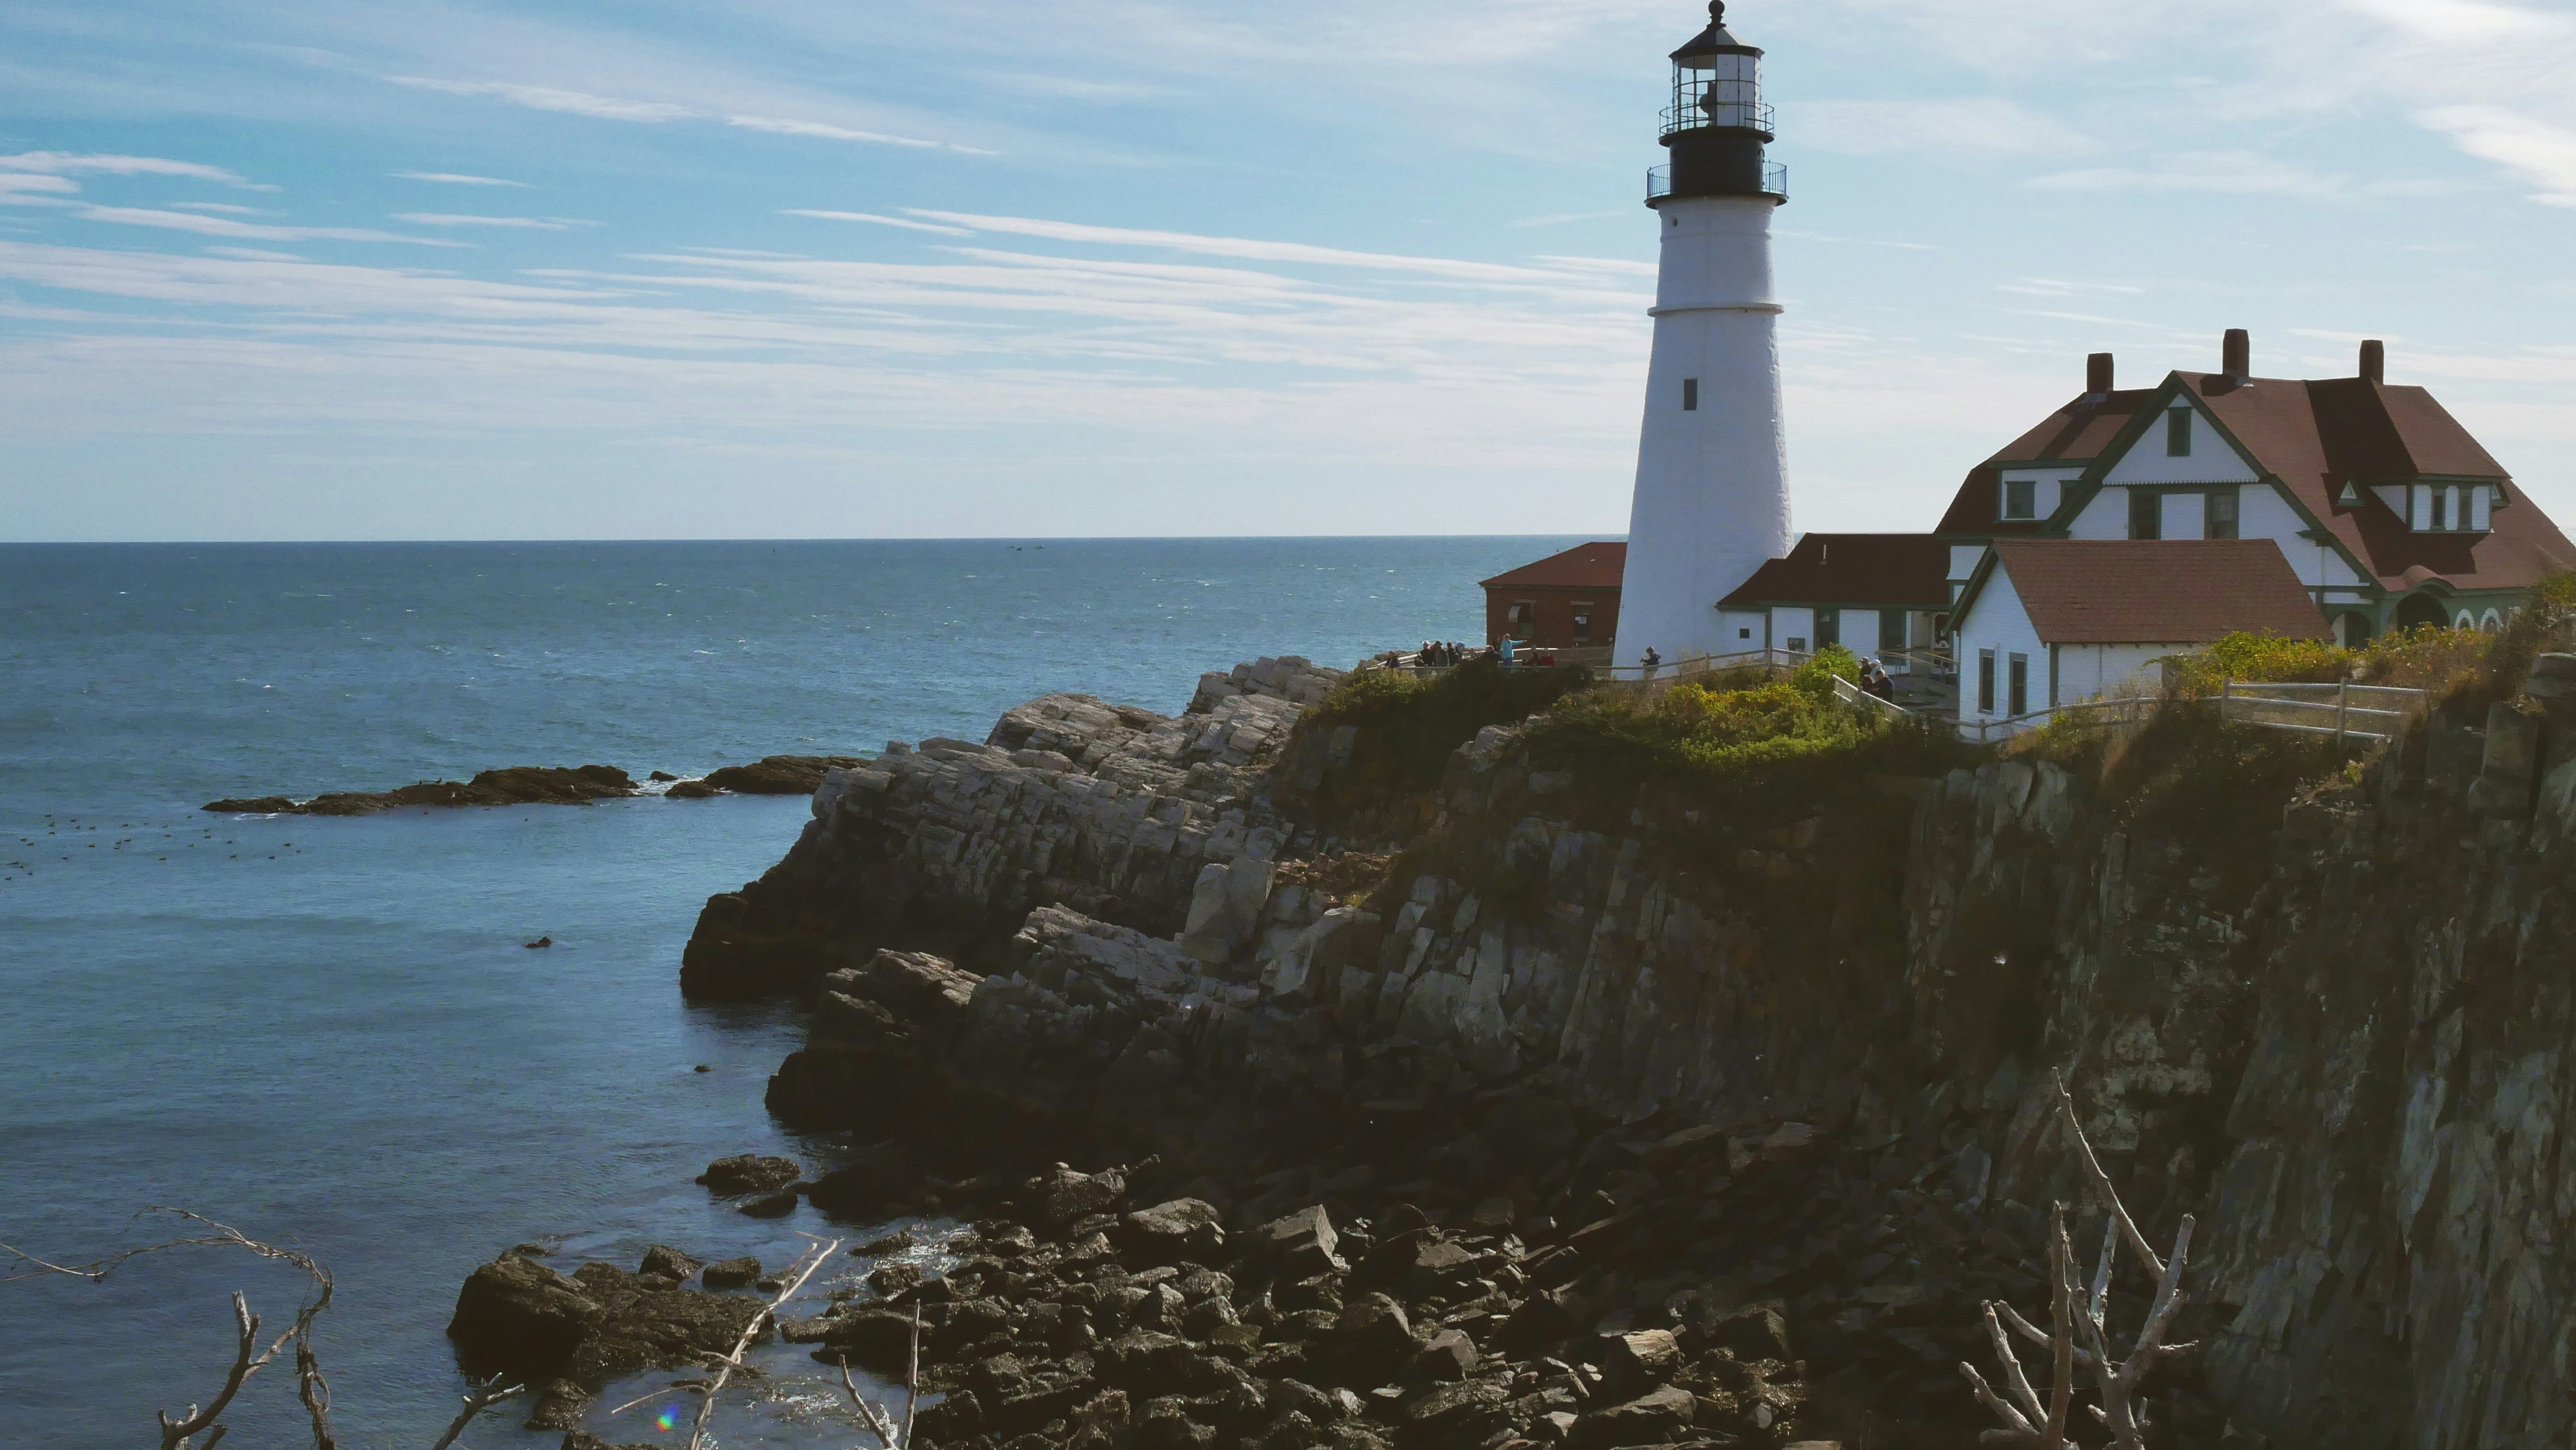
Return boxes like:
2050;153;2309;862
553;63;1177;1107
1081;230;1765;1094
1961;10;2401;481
1480;540;1627;590
1956;539;2329;645
1936;366;2574;596
1934;387;2158;537
1717;533;1951;609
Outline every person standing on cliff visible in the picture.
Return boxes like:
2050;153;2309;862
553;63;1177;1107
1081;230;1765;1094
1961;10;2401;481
1641;646;1662;679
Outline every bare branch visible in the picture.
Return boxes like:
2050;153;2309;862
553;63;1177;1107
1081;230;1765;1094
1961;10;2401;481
681;1237;843;1450
2043;1207;2074;1450
427;1375;525;1450
2050;1068;2164;1277
1978;1302;2045;1425
1957;1362;2038;1439
901;1301;922;1448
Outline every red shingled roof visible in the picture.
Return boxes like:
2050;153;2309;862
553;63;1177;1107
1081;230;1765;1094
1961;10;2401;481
1480;540;1627;590
1967;539;2329;644
1936;368;2574;596
1717;533;1952;609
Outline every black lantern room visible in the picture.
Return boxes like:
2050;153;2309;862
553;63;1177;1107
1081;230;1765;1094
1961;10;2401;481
1648;3;1787;206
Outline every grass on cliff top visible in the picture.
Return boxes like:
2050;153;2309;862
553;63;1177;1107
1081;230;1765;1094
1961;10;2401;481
1522;645;1974;822
1303;654;1598;793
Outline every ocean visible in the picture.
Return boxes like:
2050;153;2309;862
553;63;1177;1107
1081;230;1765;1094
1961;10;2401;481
0;537;1576;1447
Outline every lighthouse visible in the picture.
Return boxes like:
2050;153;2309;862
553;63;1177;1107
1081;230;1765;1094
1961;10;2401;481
1613;2;1791;671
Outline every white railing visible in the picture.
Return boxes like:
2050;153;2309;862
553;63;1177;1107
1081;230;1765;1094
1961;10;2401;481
1952;695;2160;744
2219;679;2426;743
1598;646;1809;682
1832;674;1917;726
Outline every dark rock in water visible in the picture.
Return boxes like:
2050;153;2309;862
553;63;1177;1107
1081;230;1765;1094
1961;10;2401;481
638;1245;700;1282
561;1433;656;1450
648;770;678;782
447;1255;601;1379
852;1227;916;1257
665;779;720;799
802;1141;927;1217
816;1306;921;1368
203;765;637;816
525;936;553;949
703;755;868;795
509;1240;558;1258
696;1153;802;1196
701;1256;762;1290
526;1378;590;1430
199;795;298;814
738;1187;799;1218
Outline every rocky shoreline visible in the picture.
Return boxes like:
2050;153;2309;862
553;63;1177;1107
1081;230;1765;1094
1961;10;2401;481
451;643;2576;1450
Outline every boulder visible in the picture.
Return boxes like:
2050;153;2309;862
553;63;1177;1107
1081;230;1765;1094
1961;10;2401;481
1414;1327;1478;1382
1598;1329;1680;1401
702;1256;762;1290
1029;1164;1129;1229
703;755;868;795
1332;1292;1419;1374
1574;1385;1696;1449
738;1189;799;1218
637;1245;700;1282
1255;1204;1347;1277
1402;1378;1512;1438
1705;1301;1793;1364
1121;1198;1225;1262
445;1255;602;1379
697;1154;802;1196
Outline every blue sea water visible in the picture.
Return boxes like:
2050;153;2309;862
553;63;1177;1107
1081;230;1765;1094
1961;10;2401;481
0;538;1575;1447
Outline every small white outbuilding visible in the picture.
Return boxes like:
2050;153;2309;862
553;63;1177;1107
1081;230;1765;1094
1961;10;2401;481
1950;538;2329;730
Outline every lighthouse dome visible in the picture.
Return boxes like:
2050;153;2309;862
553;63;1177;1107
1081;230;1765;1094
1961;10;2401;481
1671;2;1761;67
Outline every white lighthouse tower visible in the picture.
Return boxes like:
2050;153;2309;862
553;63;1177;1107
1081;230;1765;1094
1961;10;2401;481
1614;2;1791;671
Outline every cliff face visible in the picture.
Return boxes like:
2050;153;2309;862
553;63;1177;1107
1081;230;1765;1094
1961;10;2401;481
708;653;2576;1447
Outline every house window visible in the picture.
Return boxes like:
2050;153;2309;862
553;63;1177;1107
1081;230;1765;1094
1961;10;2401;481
2166;408;2192;457
1787;636;1807;653
2008;653;2030;716
1738;627;1752;640
2431;488;2448;530
1880;608;1908;653
1682;378;1699;411
1816;608;1841;648
1506;600;1533;632
2003;479;2036;520
2205;489;2239;539
1571;605;1593;641
1977;649;1997;714
2129;489;2162;540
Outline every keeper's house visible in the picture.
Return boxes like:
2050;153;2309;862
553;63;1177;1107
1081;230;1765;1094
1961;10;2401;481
1480;541;1626;650
1714;532;1952;667
1934;332;2574;644
1950;539;2327;724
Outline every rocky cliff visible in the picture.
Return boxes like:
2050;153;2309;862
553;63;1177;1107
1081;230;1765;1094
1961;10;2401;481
692;650;2576;1449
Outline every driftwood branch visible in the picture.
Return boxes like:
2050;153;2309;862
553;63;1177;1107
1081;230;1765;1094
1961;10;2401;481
837;1300;926;1449
8;1208;519;1450
682;1236;843;1450
1959;1076;2200;1450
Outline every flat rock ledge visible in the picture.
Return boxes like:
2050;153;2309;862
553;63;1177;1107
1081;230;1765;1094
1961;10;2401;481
204;764;639;815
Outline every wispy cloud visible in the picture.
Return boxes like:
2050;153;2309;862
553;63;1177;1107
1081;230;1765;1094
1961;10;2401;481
0;151;274;189
1997;278;2145;297
68;207;470;247
2417;105;2576;206
0;174;81;206
783;210;973;236
2025;150;2459;200
904;210;1617;286
168;202;275;216
390;172;530;187
1511;211;1625;228
387;76;989;154
393;213;593;230
1797;98;2096;158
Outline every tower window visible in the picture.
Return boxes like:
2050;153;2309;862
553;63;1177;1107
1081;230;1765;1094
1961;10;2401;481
1682;378;1699;411
2003;479;2036;520
2166;408;2193;457
2205;489;2239;539
2431;489;2449;530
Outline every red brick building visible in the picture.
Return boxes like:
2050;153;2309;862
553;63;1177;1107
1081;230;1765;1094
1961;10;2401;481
1479;542;1626;649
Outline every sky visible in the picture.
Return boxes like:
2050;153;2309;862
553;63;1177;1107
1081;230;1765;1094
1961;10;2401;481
1;0;2572;543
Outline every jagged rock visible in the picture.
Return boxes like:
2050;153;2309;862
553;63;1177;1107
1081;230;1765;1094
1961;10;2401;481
637;1245;700;1282
1333;1292;1418;1371
703;754;868;795
560;1433;656;1450
738;1188;799;1218
1121;1199;1225;1262
1574;1384;1696;1448
1029;1164;1129;1229
1598;1329;1679;1401
696;1154;801;1196
526;1378;590;1429
701;1256;761;1290
1256;1204;1346;1277
447;1255;602;1378
1415;1327;1479;1382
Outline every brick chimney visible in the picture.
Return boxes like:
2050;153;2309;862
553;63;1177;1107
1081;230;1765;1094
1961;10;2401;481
2222;328;2251;384
2359;338;2385;384
2086;352;2114;397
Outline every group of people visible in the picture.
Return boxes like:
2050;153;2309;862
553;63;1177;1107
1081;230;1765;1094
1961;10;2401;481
1859;655;1899;700
1416;640;1475;667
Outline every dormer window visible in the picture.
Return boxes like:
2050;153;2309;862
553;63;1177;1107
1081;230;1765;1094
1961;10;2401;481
2165;408;2192;457
2431;488;2448;530
2003;479;2036;520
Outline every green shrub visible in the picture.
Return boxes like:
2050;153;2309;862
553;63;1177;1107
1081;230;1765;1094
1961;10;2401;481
1299;655;1597;808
